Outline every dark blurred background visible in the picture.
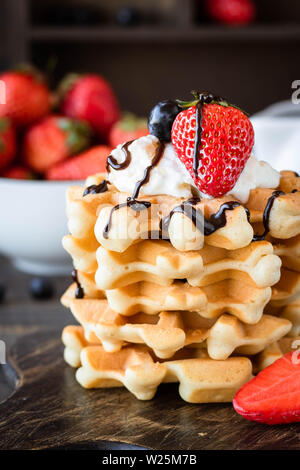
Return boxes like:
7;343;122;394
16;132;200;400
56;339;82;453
1;0;300;115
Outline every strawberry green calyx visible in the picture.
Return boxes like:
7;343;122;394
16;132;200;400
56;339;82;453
0;118;10;133
13;63;46;84
57;117;92;155
118;112;147;132
0;118;10;152
176;91;249;117
57;73;82;100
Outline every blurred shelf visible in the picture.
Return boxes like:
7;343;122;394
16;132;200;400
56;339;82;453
29;24;300;43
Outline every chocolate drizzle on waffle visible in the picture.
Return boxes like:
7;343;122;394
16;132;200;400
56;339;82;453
252;190;285;242
83;180;109;196
103;141;165;239
103;200;151;239
160;199;250;237
72;269;84;299
106;140;134;172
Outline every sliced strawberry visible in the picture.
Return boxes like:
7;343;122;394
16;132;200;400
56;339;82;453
109;112;148;147
2;165;33;179
23;115;92;173
233;352;300;425
46;145;111;180
171;92;254;198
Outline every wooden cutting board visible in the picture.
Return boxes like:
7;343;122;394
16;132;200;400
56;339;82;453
1;329;300;450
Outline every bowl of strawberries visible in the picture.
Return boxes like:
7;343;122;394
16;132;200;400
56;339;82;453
0;65;148;275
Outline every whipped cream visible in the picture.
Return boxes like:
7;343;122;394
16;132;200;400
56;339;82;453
107;135;280;203
227;155;280;203
107;135;195;198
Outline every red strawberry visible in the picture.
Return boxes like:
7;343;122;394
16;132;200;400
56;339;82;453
233;352;300;425
46;145;111;180
59;74;120;139
206;0;255;25
0;66;51;126
0;118;16;172
109;112;148;148
171;93;254;197
23;115;92;173
2;165;33;179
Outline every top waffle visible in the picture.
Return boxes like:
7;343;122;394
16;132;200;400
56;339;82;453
64;172;300;261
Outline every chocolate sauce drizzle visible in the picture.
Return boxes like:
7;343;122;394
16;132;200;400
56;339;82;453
106;140;134;172
192;92;223;178
103;200;151;239
252;190;285;242
71;269;84;299
160;198;250;237
131;141;165;200
83;180;109;197
193;100;203;177
102;141;165;239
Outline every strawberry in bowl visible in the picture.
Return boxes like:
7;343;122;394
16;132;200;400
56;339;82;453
59;73;120;140
0;66;51;127
0;118;16;172
23;115;92;173
109;112;148;148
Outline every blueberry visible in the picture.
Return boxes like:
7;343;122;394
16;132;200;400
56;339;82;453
148;100;181;142
0;284;5;302
29;278;54;300
116;7;139;27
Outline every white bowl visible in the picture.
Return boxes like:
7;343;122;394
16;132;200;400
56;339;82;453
0;178;82;275
251;113;300;173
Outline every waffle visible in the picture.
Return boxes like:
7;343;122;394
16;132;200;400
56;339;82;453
63;234;98;273
63;172;300;279
64;171;300;264
269;268;300;310
278;171;300;194
246;175;300;239
253;335;300;372
61;169;300;403
65;181;254;255
62;284;291;359
62;325;100;368
105;279;271;323
62;325;253;403
272;235;300;272
95;239;281;290
280;301;300;336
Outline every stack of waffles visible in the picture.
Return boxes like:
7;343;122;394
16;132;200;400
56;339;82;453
61;170;300;403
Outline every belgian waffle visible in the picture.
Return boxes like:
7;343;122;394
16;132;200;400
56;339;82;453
253;335;300;372
62;325;253;403
61;169;300;403
62;284;291;360
95;239;281;290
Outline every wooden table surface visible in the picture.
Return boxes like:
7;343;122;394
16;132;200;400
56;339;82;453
1;255;300;451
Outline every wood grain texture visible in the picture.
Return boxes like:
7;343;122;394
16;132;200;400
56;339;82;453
1;328;300;451
1;255;300;450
